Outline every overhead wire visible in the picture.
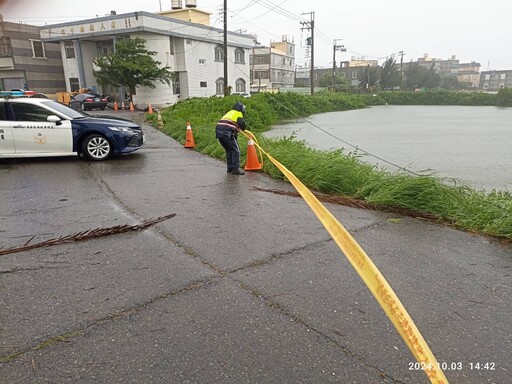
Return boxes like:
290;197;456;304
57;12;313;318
219;41;420;176
212;3;416;174
265;97;424;176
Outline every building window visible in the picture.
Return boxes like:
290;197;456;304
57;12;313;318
98;40;114;56
64;41;75;59
500;73;506;80
499;83;505;89
235;48;245;64
215;46;224;62
69;78;80;92
169;38;174;55
235;78;246;92
169;37;174;55
483;83;489;89
484;74;490;80
215;78;224;95
31;40;46;58
0;37;13;57
200;81;207;87
351;71;358;79
199;59;206;65
254;55;269;65
172;72;180;95
254;70;268;79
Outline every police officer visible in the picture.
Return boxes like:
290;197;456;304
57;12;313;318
215;101;247;175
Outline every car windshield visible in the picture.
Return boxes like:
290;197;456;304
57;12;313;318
41;100;88;119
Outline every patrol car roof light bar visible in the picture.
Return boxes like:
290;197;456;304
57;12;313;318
0;90;37;99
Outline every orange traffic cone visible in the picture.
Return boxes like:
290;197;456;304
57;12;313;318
148;104;153;114
129;102;134;112
244;139;263;171
184;122;195;148
113;101;118;111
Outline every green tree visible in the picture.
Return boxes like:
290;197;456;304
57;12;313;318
404;63;440;90
359;65;380;93
317;72;353;92
496;88;512;107
93;38;175;102
379;58;401;90
440;76;460;90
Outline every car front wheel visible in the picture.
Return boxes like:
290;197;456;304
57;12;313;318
82;134;112;161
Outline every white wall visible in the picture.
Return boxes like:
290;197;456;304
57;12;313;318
80;41;100;92
130;32;178;108
60;42;80;92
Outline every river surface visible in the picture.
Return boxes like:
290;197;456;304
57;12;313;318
264;105;512;192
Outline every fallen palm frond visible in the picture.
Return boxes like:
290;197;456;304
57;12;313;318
0;214;176;256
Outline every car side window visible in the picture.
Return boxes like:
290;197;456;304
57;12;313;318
0;102;6;120
11;103;54;122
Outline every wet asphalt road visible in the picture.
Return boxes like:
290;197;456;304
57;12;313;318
1;110;511;383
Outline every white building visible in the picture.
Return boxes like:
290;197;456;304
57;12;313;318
250;36;295;93
39;7;253;108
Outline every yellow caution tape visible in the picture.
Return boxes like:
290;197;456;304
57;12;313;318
242;130;448;384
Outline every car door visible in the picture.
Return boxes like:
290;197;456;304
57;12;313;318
10;102;73;154
0;101;15;155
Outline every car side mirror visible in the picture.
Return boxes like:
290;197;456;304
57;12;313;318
47;115;62;125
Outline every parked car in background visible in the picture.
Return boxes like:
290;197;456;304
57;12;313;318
231;91;251;98
70;93;109;111
28;93;49;98
0;95;144;161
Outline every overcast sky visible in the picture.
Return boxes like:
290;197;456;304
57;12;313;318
1;0;511;70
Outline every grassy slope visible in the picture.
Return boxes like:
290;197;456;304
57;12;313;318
147;91;511;239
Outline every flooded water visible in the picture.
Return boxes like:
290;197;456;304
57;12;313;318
264;105;512;192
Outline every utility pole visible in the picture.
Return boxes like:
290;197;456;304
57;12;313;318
300;12;314;95
332;39;346;92
398;50;405;77
398;50;405;90
223;0;228;96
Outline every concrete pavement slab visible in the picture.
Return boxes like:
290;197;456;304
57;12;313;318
1;229;217;359
232;217;512;383
1;279;397;384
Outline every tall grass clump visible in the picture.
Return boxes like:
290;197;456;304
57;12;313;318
379;91;497;106
148;91;512;240
496;88;512;107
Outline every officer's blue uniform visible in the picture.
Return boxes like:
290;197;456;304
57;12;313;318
216;102;247;174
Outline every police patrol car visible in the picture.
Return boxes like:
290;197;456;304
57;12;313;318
0;91;144;161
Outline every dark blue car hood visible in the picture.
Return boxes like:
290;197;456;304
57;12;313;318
72;116;141;129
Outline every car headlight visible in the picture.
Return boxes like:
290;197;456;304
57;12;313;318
108;126;135;133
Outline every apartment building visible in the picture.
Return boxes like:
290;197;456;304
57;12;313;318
417;54;459;78
250;36;295;92
0;20;65;93
480;70;512;91
458;62;481;88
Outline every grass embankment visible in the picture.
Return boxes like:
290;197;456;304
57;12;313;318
148;91;512;240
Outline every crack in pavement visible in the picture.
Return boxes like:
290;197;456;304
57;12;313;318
232;279;407;384
0;266;69;274
0;278;218;364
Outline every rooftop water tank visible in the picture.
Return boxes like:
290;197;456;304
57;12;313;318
185;0;197;8
171;0;183;9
